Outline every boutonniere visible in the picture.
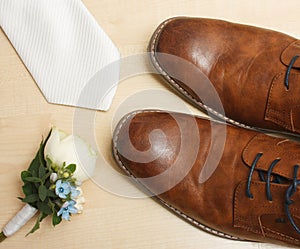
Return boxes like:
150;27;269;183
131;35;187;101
0;128;97;242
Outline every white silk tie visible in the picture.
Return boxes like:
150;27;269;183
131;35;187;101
0;0;120;111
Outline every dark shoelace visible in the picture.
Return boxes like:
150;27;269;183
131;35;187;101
246;153;300;233
285;55;300;90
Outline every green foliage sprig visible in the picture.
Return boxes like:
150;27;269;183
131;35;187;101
19;130;77;235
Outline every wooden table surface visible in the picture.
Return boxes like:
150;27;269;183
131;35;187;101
0;0;299;248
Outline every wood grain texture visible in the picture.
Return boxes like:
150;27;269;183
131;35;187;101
0;0;299;248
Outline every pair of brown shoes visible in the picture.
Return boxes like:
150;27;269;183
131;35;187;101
113;17;300;247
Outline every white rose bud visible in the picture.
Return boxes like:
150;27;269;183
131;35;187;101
50;172;58;182
44;127;97;182
75;180;82;186
74;196;86;213
75;203;84;213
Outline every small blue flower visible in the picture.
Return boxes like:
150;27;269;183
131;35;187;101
55;180;71;199
57;200;78;220
70;186;80;199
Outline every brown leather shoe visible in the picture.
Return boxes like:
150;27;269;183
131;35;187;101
113;110;300;246
149;17;300;135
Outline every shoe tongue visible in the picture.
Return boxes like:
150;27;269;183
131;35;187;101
281;40;300;68
242;134;300;180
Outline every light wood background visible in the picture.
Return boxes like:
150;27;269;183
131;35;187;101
0;0;300;248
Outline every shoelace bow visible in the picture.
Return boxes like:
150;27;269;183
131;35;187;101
285;55;300;90
246;153;300;233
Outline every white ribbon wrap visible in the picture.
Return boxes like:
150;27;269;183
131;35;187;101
3;204;37;237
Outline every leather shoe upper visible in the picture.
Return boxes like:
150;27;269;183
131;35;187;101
149;17;300;134
113;110;300;246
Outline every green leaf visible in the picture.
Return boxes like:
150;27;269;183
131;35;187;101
43;129;52;147
52;212;62;226
26;217;40;236
41;171;51;183
26;212;48;236
21;171;31;182
37;201;52;215
47;189;57;198
38;185;47;201
45;156;53;170
40;212;48;222
66;164;76;173
28;155;40;177
49;200;62;226
38;144;45;166
44;179;51;189
22;194;39;203
22;183;34;196
48;200;56;213
37;129;52;166
28;129;52;176
38;164;46;179
23;176;42;183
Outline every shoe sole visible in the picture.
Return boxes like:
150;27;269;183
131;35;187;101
148;17;300;140
112;109;247;241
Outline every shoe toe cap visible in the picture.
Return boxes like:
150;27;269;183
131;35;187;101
113;111;203;194
113;111;181;178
